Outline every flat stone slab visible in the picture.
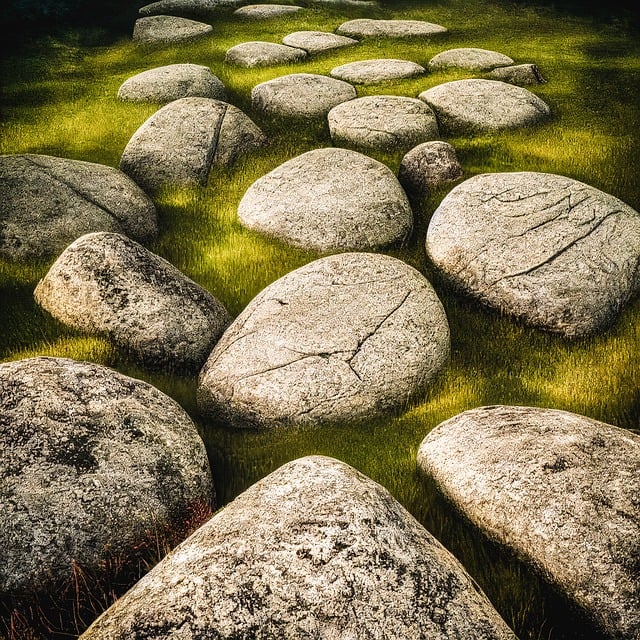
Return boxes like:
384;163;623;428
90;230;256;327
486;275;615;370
233;4;303;18
328;95;439;152
118;63;227;102
282;30;358;54
238;147;413;251
419;79;551;134
120;97;266;192
487;63;546;85
225;41;307;67
251;73;356;118
330;58;425;84
337;18;447;38
139;0;242;18
399;141;463;196
425;171;640;337
417;405;640;640
0;154;157;260
428;47;514;71
132;15;213;44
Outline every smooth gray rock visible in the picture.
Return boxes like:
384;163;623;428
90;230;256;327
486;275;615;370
0;356;213;595
198;253;449;428
419;79;551;134
282;30;358;54
328;95;439;152
0;154;157;260
225;41;307;67
233;4;303;18
118;63;227;102
398;141;463;196
428;47;514;71
336;18;447;38
238;147;413;251
120;97;266;192
417;405;640;640
251;73;356;118
487;63;546;85
330;58;425;84
425;171;640;337
132;15;213;44
34;232;231;372
139;0;242;18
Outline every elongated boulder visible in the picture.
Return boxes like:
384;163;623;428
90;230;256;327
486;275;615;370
234;4;303;18
139;0;242;18
399;141;463;196
417;406;640;640
337;18;447;38
331;58;425;84
425;171;640;337
80;456;515;640
428;47;514;71
132;15;213;44
198;253;449;428
225;41;307;67
282;30;358;54
34;232;231;372
0;154;157;260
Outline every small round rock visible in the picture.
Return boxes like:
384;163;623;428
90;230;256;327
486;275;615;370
330;58;425;84
225;41;307;67
487;63;546;85
233;4;303;19
132;15;213;44
398;141;463;196
428;47;514;71
282;30;358;54
336;18;447;38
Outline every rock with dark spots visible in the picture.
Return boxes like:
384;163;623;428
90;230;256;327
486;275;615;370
487;63;546;85
34;232;231;372
417;405;640;640
425;172;640;337
0;154;157;261
328;95;439;153
238;147;413;251
398;141;463;196
336;18;447;38
139;0;242;19
428;47;514;71
282;30;358;54
225;41;307;67
234;4;303;18
419;79;551;134
132;15;213;44
0;356;213;596
198;253;449;428
330;58;425;84
118;64;227;103
120;97;266;192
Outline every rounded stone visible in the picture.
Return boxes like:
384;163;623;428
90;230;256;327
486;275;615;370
139;0;243;18
398;141;463;196
132;15;213;44
238;147;413;251
417;405;640;640
225;41;307;67
282;30;358;54
0;356;213;595
197;252;449;429
425;171;640;337
34;232;232;373
0;154;157;261
419;79;551;134
428;47;514;71
487;63;546;85
328;95;439;153
330;58;425;84
336;18;447;38
233;4;303;19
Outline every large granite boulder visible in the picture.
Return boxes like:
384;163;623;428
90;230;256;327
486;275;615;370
80;456;515;639
198;253;449;429
487;63;546;85
120;97;266;192
233;4;303;18
238;147;413;251
425;171;640;337
282;30;358;54
398;141;463;196
336;18;447;38
417;405;640;640
330;58;425;84
34;232;231;372
0;154;157;261
428;47;514;71
0;356;213;596
132;15;213;44
139;0;243;18
225;41;307;67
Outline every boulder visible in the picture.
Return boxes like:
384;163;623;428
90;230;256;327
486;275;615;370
233;4;303;19
328;95;439;153
139;0;242;18
238;147;413;251
0;356;213;595
225;41;307;67
428;47;514;71
0;154;157;261
398;141;463;196
282;30;358;54
425;171;640;337
417;405;640;640
487;63;546;85
419;79;551;134
120;97;266;192
336;18;447;38
330;58;425;84
132;15;213;44
198;252;449;428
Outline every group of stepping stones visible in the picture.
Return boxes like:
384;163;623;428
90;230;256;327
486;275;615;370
1;0;639;638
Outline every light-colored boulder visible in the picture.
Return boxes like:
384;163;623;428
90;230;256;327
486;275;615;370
398;141;463;196
0;154;157;260
132;15;213;44
233;4;303;19
426;171;640;337
428;47;514;71
330;58;425;84
225;41;307;67
487;63;546;85
282;30;358;54
417;405;640;640
139;0;242;18
336;18;447;38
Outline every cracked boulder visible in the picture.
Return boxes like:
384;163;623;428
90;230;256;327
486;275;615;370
281;30;358;54
139;0;243;19
0;154;157;261
330;58;425;84
428;47;514;71
34;232;231;372
120;97;266;192
398;141;463;197
0;356;213;597
132;15;213;44
417;405;640;640
487;63;546;86
425;172;640;337
197;252;449;428
225;41;307;67
336;18;447;38
238;147;413;251
233;4;304;19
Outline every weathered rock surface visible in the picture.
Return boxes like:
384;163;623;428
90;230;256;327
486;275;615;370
330;58;425;84
0;356;213;595
118;63;227;103
337;18;447;38
34;232;231;372
251;73;357;118
328;95;439;152
120;97;266;192
139;0;242;18
234;4;303;19
398;141;463;196
132;15;213;44
225;41;307;67
238;147;413;251
0;154;157;260
282;30;358;54
419;79;551;134
487;63;546;85
417;405;640;640
428;47;514;71
425;171;640;337
198;253;449;428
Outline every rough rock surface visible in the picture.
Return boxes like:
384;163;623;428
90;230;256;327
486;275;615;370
34;232;231;372
487;63;546;85
234;4;304;18
336;18;447;38
139;0;242;18
198;253;449;428
0;154;157;260
225;41;307;67
251;73;357;118
238;147;413;251
132;15;213;44
0;356;213;595
419;79;551;134
398;141;463;196
328;95;439;152
417;405;640;640
330;58;425;84
428;47;514;71
282;30;358;54
425;171;640;337
120;97;266;192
